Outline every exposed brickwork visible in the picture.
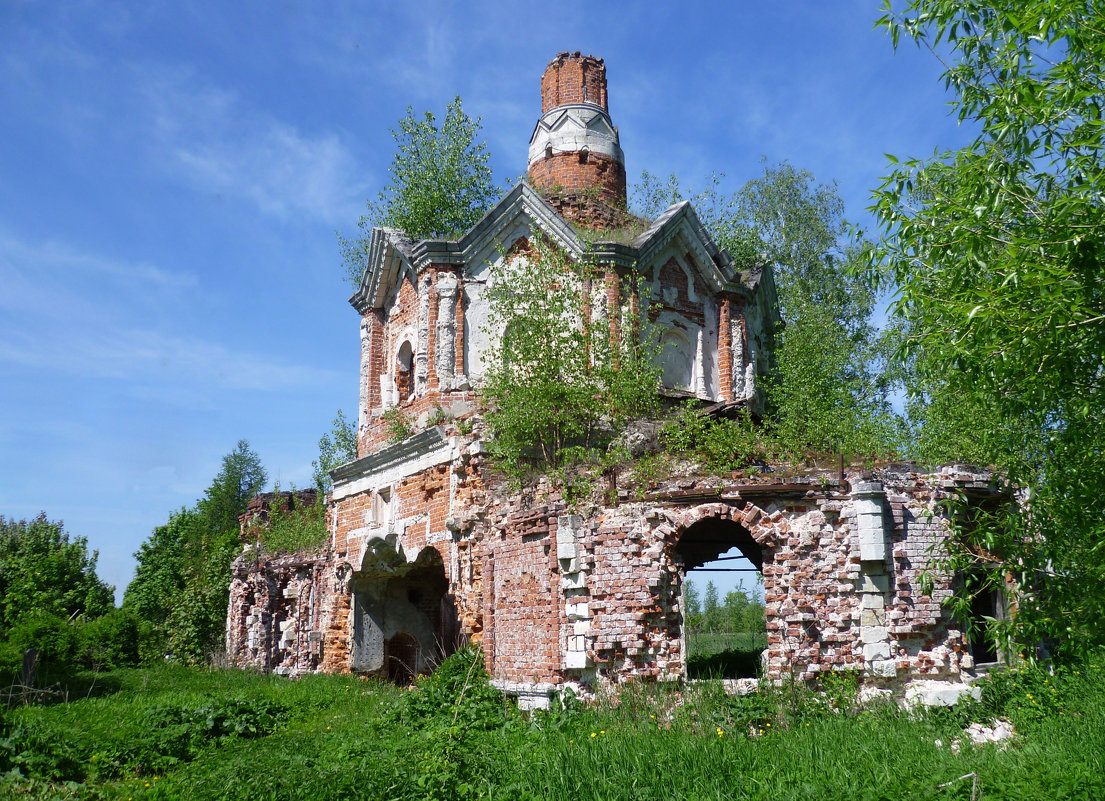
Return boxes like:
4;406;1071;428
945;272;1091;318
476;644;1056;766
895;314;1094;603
528;153;627;209
540;52;609;112
226;53;989;705
539;190;633;231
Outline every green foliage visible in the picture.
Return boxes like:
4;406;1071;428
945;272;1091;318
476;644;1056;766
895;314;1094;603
259;492;328;554
4;612;84;668
398;646;504;732
3;657;1105;799
634;165;900;459
481;234;662;475
340;96;500;285
766;299;902;457
660;402;763;473
683;578;701;619
312;409;358;492
0;514;114;631
871;0;1105;656
381;406;414;443
79;608;143;670
197;440;267;536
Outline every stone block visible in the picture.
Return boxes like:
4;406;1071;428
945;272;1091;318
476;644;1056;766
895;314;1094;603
559;556;581;573
561;572;587;590
860;626;888;643
860;608;886;627
860;594;885;609
870;659;898;678
516;691;552;711
573;620;592;635
557;541;579;560
565;650;591;669
863;641;891;661
565;602;590;619
903;681;982;707
858;573;890;593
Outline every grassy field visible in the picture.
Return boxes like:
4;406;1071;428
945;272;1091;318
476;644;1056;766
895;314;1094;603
3;649;1104;800
687;633;768;679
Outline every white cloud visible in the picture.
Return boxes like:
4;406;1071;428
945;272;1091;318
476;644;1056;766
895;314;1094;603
136;67;368;225
0;229;340;394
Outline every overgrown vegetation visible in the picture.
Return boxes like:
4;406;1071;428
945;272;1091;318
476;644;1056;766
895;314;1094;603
870;0;1105;659
312;409;358;492
659;402;764;474
339;96;500;286
255;490;328;554
633;163;902;460
3;652;1103;800
480;233;663;477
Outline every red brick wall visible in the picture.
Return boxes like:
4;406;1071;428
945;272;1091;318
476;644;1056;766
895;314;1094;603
528;152;627;208
482;511;563;684
540;52;608;112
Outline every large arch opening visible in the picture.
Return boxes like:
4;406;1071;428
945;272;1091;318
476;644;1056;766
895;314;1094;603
675;516;768;679
351;543;460;682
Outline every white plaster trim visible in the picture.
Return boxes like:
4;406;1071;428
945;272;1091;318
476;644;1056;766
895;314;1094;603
331;433;460;501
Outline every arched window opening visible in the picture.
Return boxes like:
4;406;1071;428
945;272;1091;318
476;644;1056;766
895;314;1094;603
676;517;767;679
660;330;694;391
396;341;414;402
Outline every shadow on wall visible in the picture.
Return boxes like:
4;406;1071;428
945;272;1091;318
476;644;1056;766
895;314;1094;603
351;544;460;682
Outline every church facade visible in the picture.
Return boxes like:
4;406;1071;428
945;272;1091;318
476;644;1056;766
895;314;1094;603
226;53;1001;706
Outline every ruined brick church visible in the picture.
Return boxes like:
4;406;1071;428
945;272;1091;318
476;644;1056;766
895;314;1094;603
226;53;1001;706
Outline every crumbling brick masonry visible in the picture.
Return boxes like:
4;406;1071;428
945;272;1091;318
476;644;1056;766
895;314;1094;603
226;52;1002;706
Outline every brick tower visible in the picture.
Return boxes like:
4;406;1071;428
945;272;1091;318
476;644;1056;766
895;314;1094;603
527;52;627;216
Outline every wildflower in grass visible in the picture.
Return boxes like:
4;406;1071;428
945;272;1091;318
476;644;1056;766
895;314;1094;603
717;727;724;737
590;732;596;738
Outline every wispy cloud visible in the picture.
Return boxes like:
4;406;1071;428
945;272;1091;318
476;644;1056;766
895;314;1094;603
0;230;340;394
136;67;368;226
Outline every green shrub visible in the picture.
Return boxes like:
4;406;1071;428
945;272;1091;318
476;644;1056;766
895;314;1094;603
399;646;504;731
260;493;328;554
5;613;83;669
660;402;764;473
80;608;142;670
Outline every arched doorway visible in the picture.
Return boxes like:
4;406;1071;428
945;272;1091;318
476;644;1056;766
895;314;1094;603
675;516;768;679
351;543;460;681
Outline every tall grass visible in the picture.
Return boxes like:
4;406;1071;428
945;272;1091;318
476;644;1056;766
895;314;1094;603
3;652;1103;800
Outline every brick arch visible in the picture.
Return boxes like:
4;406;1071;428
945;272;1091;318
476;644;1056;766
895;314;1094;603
671;502;782;548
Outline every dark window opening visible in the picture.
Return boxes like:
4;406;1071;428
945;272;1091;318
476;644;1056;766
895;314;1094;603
396;341;414;402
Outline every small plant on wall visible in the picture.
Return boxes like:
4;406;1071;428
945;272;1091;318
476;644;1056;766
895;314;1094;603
381;407;414;443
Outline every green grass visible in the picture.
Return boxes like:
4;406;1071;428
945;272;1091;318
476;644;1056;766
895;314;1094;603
3;651;1104;800
687;633;768;679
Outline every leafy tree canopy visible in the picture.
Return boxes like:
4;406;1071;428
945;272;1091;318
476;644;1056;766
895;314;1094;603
871;0;1105;655
634;164;901;457
0;513;114;629
125;440;266;662
198;439;267;536
480;234;662;474
340;96;500;285
312;409;358;492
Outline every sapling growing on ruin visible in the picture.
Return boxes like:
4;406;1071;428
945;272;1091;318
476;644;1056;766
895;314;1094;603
480;233;662;475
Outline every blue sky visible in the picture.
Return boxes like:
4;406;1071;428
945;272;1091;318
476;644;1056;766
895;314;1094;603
0;1;970;602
